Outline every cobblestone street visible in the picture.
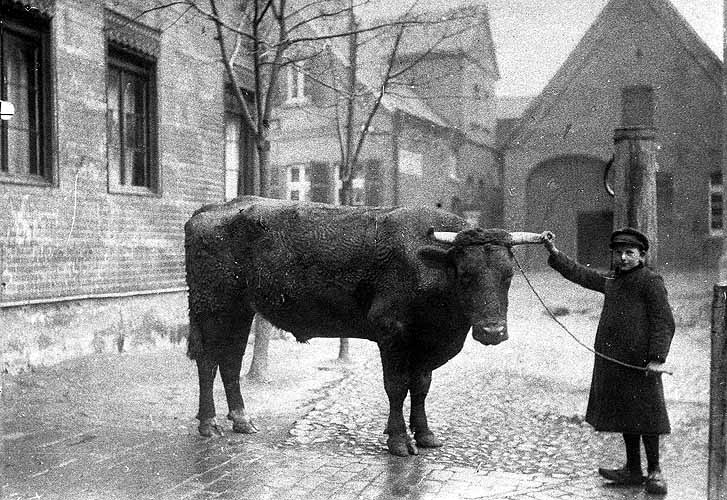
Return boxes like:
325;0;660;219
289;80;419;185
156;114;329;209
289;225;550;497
2;274;710;499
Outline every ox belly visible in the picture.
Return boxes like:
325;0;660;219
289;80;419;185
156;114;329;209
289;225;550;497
251;286;376;342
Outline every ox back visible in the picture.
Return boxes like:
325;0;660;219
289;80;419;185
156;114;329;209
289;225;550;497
186;195;470;351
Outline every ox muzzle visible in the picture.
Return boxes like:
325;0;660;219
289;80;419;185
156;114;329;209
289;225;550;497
472;323;508;346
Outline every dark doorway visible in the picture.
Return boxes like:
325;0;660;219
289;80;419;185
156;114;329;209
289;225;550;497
577;211;613;269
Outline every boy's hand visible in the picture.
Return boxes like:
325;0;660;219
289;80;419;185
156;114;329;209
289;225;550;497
646;361;673;375
540;231;558;254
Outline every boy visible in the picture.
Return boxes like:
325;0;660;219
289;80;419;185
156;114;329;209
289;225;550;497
541;227;674;495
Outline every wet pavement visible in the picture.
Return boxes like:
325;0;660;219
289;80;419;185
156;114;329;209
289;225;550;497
1;273;711;499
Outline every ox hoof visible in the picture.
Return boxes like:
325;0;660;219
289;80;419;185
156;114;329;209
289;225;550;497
198;418;224;437
387;435;419;456
415;431;443;448
228;412;259;434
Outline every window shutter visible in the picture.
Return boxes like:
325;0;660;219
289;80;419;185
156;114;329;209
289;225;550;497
309;161;331;202
365;160;383;206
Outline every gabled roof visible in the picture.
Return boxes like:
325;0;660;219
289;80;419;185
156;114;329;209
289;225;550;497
393;4;500;79
506;0;722;146
349;3;499;129
322;38;452;129
296;4;498;136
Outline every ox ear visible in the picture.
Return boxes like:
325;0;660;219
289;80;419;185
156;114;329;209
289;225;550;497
418;246;455;270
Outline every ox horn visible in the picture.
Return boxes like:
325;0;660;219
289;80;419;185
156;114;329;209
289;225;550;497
430;231;458;243
509;232;545;245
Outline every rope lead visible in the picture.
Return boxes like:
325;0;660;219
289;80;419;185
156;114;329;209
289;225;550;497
512;254;672;376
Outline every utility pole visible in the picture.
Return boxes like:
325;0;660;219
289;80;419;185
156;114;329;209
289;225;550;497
707;2;727;497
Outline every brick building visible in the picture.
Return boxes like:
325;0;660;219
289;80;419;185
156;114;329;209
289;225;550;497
501;0;723;270
266;5;503;228
0;0;239;372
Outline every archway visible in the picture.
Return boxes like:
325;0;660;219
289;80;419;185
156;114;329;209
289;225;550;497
525;155;614;269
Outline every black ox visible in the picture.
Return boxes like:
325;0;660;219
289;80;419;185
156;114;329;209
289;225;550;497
185;196;543;456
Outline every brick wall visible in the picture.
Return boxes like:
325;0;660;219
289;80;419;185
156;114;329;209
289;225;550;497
1;0;226;305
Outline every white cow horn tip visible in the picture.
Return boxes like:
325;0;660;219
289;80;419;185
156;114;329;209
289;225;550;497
431;231;458;243
509;231;544;245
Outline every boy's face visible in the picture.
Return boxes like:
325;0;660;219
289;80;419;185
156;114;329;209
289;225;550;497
611;244;645;271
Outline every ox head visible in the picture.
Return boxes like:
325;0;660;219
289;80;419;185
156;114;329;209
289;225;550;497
418;228;543;346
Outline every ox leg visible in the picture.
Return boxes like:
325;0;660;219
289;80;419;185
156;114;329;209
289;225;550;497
196;356;223;437
380;350;417;457
219;341;258;434
410;370;443;448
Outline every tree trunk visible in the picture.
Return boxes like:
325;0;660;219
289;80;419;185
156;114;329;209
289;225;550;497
246;135;273;381
336;1;359;363
247;314;271;382
338;337;351;363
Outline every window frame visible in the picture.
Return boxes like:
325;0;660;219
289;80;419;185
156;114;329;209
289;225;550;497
285;61;307;105
105;42;159;196
286;163;310;201
224;87;256;201
0;11;53;185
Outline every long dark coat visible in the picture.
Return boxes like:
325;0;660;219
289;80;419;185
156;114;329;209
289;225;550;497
548;252;675;434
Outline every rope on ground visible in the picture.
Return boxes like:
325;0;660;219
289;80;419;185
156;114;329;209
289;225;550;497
512;254;672;376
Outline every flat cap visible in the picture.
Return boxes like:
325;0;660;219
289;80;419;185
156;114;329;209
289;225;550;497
609;227;649;251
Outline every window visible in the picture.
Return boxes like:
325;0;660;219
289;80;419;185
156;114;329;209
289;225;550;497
398;149;423;177
286;164;309;201
286;61;306;103
224;89;256;201
710;171;723;236
283;160;377;206
621;85;655;127
1;8;52;183
105;11;160;194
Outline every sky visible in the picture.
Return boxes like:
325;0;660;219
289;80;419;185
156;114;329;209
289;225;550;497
358;0;723;97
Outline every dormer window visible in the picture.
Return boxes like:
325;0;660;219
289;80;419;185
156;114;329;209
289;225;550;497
286;61;307;104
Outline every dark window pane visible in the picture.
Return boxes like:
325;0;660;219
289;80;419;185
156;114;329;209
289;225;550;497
711;193;723;230
711;171;723;186
1;16;49;179
309;161;330;202
107;44;157;192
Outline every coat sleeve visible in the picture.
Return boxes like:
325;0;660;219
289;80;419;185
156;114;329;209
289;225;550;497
547;251;606;293
644;274;675;363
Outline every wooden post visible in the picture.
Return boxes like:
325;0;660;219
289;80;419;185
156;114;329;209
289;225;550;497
710;3;727;498
710;286;727;499
612;126;659;269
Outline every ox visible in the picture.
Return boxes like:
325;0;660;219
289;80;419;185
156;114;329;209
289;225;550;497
185;196;543;456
